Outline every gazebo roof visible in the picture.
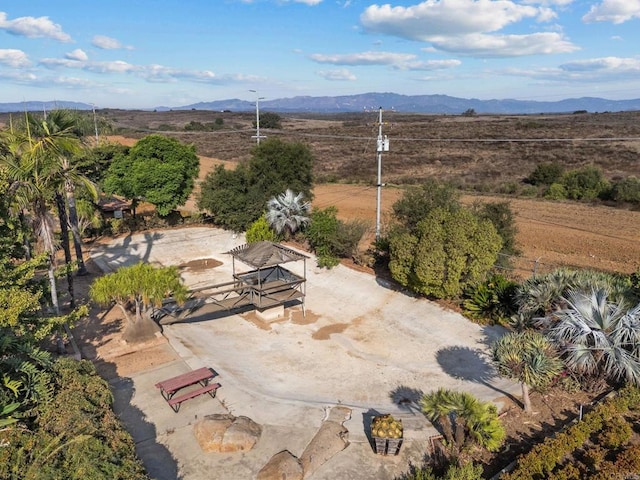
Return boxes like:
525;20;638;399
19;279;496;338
226;241;308;269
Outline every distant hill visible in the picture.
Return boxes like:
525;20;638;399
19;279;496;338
0;100;94;113
176;93;640;114
2;94;640;115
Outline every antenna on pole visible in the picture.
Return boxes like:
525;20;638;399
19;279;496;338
375;107;389;241
249;90;266;144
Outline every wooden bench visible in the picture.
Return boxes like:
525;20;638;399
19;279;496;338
167;382;221;412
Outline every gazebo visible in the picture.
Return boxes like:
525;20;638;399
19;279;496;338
225;241;308;320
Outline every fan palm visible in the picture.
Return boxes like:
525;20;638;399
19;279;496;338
420;388;505;456
26;110;97;275
492;331;563;413
266;189;310;239
546;288;640;385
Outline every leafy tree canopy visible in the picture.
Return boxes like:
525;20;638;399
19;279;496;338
104;134;199;216
388;207;502;299
392;179;460;233
198;138;314;231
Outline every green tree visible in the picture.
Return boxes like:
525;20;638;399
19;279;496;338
73;142;129;185
245;215;277;243
89;262;188;343
266;189;310;239
544;288;640;385
197;163;259;232
611;176;640;205
255;112;282;129
561;166;610;200
388;208;502;299
492;331;563;413
198;138;314;232
420;388;505;457
472;201;519;257
104;134;199;216
25;109;98;276
392;179;460;233
526;162;564;186
248;138;314;201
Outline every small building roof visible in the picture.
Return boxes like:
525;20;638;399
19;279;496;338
226;241;308;269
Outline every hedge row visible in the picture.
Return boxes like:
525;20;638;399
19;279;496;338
501;386;640;480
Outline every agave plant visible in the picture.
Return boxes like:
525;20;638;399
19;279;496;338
545;288;640;386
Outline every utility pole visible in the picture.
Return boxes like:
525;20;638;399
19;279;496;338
91;103;99;145
375;107;389;241
249;89;266;144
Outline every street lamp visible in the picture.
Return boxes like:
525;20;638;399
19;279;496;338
249;89;266;144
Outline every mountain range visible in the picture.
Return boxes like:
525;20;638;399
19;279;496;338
2;93;640;115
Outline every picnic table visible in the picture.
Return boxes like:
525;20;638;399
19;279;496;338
155;367;221;412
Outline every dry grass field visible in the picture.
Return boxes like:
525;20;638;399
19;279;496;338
96;109;640;277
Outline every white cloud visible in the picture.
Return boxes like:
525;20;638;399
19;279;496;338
92;35;133;50
560;56;640;75
317;68;357;80
0;49;31;68
309;51;416;65
521;0;574;5
395;59;462;70
290;0;323;4
65;49;88;61
582;0;640;24
0;11;71;42
361;0;540;38
360;0;577;57
501;56;640;84
429;32;579;57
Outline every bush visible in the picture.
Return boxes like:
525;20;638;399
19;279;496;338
527;162;564;186
561;166;610;200
544;182;567;200
0;358;148;480
611;176;640;205
463;274;519;324
246;215;277;243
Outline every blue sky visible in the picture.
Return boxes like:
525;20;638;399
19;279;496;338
0;0;638;108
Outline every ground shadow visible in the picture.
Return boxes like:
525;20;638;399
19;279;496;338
389;385;424;414
361;408;384;453
435;345;521;406
91;231;165;271
71;258;181;480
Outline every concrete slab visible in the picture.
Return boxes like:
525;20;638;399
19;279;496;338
89;227;520;480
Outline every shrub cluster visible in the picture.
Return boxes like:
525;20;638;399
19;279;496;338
502;386;640;480
0;358;148;479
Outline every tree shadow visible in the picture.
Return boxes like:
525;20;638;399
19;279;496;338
71;257;181;480
389;385;424;414
435;345;521;406
90;231;165;271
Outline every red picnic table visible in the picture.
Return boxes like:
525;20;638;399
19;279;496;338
155;367;221;412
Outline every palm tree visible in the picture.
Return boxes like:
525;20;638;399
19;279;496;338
1;128;62;315
544;288;640;386
26;110;98;276
420;388;505;457
266;189;310;239
492;331;563;413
